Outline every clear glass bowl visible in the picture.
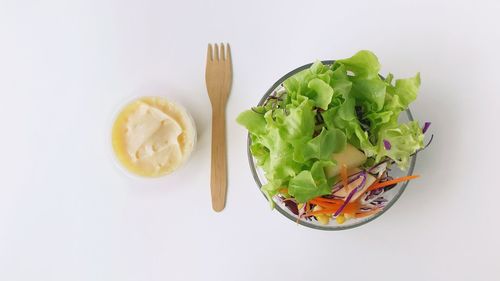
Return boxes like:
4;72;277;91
247;61;417;230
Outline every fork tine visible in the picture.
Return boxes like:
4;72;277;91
214;44;219;61
226;43;231;63
220;43;225;60
207;44;213;62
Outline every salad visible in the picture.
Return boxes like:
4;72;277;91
237;50;431;225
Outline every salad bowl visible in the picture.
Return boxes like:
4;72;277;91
247;60;418;230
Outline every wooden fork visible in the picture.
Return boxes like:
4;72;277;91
205;43;232;212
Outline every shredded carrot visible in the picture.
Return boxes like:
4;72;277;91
279;188;289;195
365;178;381;192
309;199;340;209
309;199;343;211
341;164;349;192
305;200;360;217
310;198;357;209
367;175;420;191
304;174;420;220
311;197;344;205
309;198;333;205
342;201;362;214
355;208;381;218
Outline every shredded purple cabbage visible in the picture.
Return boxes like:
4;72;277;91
383;139;391;150
362;188;385;204
283;199;299;215
371;197;388;206
334;171;367;217
330;171;364;194
422;122;431;133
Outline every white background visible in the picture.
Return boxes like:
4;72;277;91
1;0;499;280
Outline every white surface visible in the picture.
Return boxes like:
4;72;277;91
1;0;499;280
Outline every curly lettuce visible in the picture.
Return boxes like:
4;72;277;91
237;50;425;205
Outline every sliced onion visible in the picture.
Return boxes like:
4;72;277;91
371;197;388;206
330;170;364;194
361;188;384;204
297;202;308;217
368;161;388;176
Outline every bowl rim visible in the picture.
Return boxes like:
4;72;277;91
246;60;417;231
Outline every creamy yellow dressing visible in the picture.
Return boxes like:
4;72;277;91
112;97;195;177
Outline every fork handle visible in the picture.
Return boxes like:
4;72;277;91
210;106;227;212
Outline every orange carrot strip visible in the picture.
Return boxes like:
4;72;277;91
342;201;361;214
306;200;360;217
365;178;381;192
312;197;344;205
309;199;340;209
355;208;381;218
309;199;359;210
366;175;420;191
341;164;349;192
279;188;289;195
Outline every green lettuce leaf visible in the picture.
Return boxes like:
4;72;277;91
322;97;376;156
261;180;283;206
258;126;301;181
350;78;386;112
335;50;381;79
388;73;421;109
283;61;336;110
237;50;425;206
288;160;333;203
236;110;267;135
375;121;424;169
280;98;315;145
307;78;334;110
249;134;269;168
294;128;346;162
366;73;422;136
